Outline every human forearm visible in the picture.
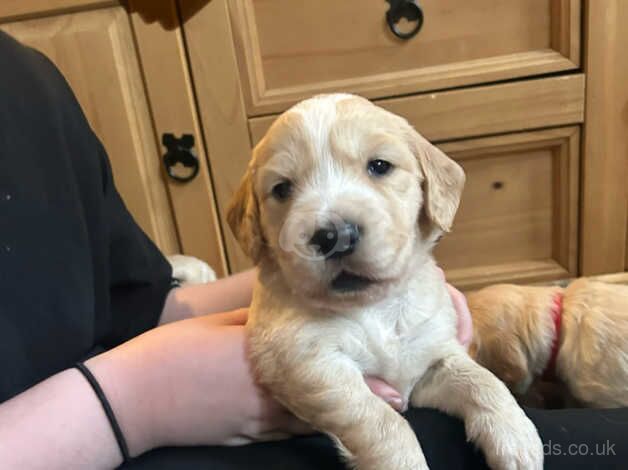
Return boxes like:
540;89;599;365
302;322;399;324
0;336;175;469
0;318;257;470
0;368;125;469
0;321;247;470
159;269;256;324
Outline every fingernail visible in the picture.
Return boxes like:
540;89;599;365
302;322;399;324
385;396;404;410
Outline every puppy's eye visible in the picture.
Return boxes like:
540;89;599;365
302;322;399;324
367;159;393;177
271;180;292;201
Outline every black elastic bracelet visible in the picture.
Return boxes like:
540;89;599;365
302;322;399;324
74;362;131;464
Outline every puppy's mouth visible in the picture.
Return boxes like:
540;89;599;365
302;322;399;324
330;270;375;292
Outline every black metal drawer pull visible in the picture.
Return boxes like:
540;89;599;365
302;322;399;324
386;0;424;40
162;133;199;183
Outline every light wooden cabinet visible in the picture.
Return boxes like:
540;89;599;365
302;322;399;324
3;0;626;288
212;0;625;286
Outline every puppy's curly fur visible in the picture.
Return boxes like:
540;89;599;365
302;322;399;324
228;94;542;470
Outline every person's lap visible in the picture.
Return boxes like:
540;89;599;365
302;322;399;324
125;407;628;469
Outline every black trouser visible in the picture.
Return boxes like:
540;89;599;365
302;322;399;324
125;407;628;469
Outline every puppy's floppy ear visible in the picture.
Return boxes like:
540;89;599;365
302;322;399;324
227;166;264;264
408;130;465;232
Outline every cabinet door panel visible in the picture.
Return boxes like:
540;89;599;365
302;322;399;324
128;0;228;275
178;0;254;273
580;0;628;275
435;127;580;290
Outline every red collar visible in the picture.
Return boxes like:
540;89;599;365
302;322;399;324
541;292;564;381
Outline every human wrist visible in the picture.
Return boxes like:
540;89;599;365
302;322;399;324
86;342;166;457
73;362;131;463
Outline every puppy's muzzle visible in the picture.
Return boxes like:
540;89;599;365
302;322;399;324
309;221;360;259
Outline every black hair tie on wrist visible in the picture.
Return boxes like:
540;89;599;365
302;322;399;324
74;362;131;464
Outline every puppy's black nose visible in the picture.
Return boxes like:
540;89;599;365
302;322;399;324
309;222;360;259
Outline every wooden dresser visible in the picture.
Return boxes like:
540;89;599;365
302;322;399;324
2;0;626;289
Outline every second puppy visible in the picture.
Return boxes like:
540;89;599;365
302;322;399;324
468;278;628;408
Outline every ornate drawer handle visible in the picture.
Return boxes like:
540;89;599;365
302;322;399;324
162;133;199;183
386;0;424;40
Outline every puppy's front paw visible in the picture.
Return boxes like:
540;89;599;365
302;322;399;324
469;407;543;470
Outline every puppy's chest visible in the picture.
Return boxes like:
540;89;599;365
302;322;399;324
338;303;452;396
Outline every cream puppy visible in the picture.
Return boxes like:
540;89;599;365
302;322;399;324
228;94;542;470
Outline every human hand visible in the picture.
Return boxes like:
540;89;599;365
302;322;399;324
437;267;473;348
86;309;405;456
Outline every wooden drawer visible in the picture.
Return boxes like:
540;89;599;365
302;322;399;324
230;0;580;115
436;127;579;290
249;74;585;144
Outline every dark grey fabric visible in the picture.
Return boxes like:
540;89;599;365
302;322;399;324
0;31;172;403
125;407;628;470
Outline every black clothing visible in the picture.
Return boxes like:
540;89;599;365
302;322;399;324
0;31;173;403
1;30;626;470
127;407;628;470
